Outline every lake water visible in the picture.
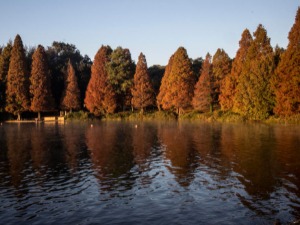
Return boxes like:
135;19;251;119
0;121;299;225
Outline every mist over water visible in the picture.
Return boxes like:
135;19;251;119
0;121;299;225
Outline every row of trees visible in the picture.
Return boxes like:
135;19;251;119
0;8;299;120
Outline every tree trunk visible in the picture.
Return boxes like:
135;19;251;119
38;112;41;121
17;112;21;121
140;108;144;115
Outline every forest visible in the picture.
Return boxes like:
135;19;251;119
0;8;299;122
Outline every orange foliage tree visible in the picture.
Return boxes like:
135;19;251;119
219;29;252;111
5;35;30;120
211;48;231;110
192;53;213;112
85;45;116;116
131;53;155;113
61;59;81;112
272;7;300;116
30;45;55;120
157;47;195;115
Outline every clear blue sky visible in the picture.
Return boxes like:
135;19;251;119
0;0;299;66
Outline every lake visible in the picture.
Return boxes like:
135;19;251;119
0;121;299;225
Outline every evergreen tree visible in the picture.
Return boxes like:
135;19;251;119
234;25;275;120
5;35;30;120
131;53;155;113
61;59;81;113
158;47;195;115
273;7;300;116
0;41;12;111
192;53;213;112
107;47;135;111
220;29;252;111
211;48;231;110
85;45;116;116
157;55;174;110
30;45;55;120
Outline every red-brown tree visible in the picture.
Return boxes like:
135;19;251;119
192;53;213;112
272;7;300;116
61;59;81;113
85;45;116;116
30;45;55;120
131;53;155;113
5;35;30;120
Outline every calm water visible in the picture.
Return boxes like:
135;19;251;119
0;121;299;225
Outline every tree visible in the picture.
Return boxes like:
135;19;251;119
5;35;30;120
157;47;195;115
107;47;135;111
234;25;275;120
61;59;81;113
220;29;252;111
131;53;155;113
192;53;213;112
211;48;231;110
157;54;174;110
0;41;12;111
46;42;91;108
272;7;300;116
30;45;55;120
85;45;116;116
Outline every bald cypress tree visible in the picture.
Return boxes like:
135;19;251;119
6;35;30;120
192;53;213;112
0;41;12;111
220;29;252;111
61;59;81;113
234;25;275;120
273;7;300;116
158;47;195;115
211;48;231;110
157;54;174;111
85;45;116;116
30;45;55;120
131;53;155;113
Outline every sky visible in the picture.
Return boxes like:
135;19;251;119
0;0;299;66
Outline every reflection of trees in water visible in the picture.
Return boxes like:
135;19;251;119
230;124;278;200
158;122;199;187
273;126;300;218
6;124;31;195
62;123;87;171
30;124;66;175
132;123;160;186
86;122;135;194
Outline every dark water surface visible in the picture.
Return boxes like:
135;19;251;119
0;121;299;225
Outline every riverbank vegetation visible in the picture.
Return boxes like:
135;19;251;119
0;8;299;124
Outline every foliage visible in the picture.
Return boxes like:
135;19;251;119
234;25;275;120
272;7;300;116
211;48;231;110
220;29;252;111
148;64;165;94
46;41;92;108
61;59;81;111
0;41;12;111
85;45;116;116
5;35;30;120
131;53;155;112
64;110;89;120
157;47;195;115
107;47;135;110
192;53;213;112
30;45;55;117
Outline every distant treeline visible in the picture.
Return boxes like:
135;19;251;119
0;8;299;120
